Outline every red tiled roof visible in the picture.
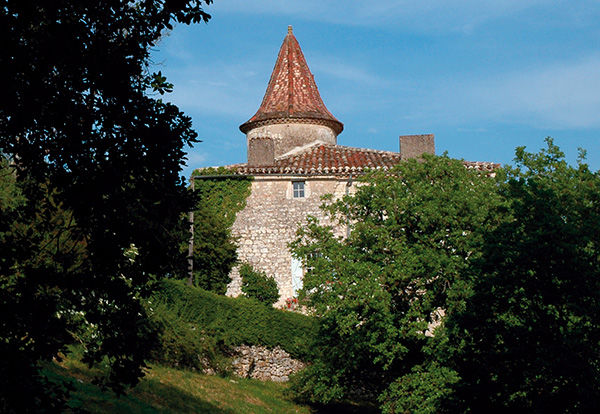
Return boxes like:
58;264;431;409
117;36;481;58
218;143;500;175
463;160;502;171
240;26;343;135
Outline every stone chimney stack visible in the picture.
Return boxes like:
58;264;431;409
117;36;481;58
399;134;435;160
247;136;275;167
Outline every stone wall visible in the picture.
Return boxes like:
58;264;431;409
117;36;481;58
247;123;337;161
227;175;353;305
231;345;306;382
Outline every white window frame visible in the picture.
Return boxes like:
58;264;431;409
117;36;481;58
292;180;305;198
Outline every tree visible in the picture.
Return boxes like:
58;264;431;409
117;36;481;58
0;1;212;410
0;160;91;411
443;139;600;413
192;207;239;293
190;168;252;294
240;263;280;306
289;155;502;407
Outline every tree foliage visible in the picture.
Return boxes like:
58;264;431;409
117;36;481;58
290;154;502;406
0;160;88;411
291;140;600;413
240;263;280;306
190;167;252;293
444;139;600;413
0;1;212;410
378;363;459;414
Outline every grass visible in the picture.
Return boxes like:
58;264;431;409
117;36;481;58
43;352;313;413
42;351;377;413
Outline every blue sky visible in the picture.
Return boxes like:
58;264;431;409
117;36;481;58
151;1;600;177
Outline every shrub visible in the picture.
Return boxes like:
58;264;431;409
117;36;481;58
146;301;230;374
239;263;280;306
281;297;300;312
378;364;459;414
151;279;318;361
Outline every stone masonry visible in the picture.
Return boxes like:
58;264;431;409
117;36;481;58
247;123;337;164
226;175;353;305
231;345;306;382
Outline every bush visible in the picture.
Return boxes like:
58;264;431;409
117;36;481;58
239;263;280;306
150;280;318;361
146;301;230;374
378;364;459;414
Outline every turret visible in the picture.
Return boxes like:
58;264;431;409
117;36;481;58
240;26;343;166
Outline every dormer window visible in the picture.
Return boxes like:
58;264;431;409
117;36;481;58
293;181;305;198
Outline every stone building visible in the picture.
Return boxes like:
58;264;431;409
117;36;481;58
196;26;497;304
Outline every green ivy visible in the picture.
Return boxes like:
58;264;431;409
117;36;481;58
190;167;252;294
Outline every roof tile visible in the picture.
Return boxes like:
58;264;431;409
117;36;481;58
240;26;343;134
215;143;498;175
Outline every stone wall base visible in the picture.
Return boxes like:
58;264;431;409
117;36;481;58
230;345;306;382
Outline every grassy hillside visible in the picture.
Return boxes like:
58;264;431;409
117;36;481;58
43;351;376;413
38;279;377;413
37;282;378;413
44;353;311;413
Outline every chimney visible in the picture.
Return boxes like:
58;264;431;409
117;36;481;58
399;134;435;160
248;136;275;166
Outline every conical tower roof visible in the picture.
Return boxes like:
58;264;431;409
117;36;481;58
240;26;343;135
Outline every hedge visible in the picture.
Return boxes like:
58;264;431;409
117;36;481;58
150;279;318;361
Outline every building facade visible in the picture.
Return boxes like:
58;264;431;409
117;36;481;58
196;27;496;304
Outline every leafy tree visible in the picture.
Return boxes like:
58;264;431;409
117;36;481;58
192;208;239;293
0;162;97;411
289;155;502;407
0;1;212;410
0;158;25;210
444;139;600;413
191;168;252;294
240;263;280;306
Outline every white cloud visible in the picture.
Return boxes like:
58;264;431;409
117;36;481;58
184;150;208;165
160;54;600;136
157;3;600;132
160;54;397;120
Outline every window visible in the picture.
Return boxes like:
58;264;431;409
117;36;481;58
293;181;305;198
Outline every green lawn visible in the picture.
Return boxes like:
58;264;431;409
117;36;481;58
43;355;311;413
43;353;375;413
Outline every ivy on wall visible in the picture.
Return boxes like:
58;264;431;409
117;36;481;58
190;167;253;294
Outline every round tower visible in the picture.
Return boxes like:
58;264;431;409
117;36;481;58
240;26;343;167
